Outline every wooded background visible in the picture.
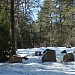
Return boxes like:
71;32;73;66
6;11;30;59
0;0;75;55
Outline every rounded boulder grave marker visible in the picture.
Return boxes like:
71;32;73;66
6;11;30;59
42;49;56;62
63;53;74;62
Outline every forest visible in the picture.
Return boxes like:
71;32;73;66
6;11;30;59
0;0;75;61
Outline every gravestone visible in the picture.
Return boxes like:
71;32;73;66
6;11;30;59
35;51;42;56
9;55;22;63
61;50;67;53
42;49;56;62
63;53;74;62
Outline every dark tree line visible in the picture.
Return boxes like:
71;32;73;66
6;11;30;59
0;0;41;62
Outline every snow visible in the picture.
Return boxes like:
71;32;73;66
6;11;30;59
0;47;75;75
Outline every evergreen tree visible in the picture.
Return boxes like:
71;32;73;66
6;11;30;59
0;0;11;62
37;0;75;47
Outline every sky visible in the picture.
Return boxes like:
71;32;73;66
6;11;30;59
31;0;44;21
31;0;58;21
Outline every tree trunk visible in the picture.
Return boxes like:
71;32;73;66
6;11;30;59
10;0;16;55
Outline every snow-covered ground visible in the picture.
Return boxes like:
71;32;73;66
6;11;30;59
0;47;75;75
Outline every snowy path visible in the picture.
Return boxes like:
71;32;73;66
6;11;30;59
0;47;75;75
0;56;75;75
